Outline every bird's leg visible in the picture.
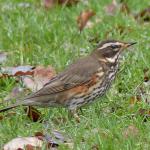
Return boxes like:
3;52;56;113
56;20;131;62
69;109;80;123
79;108;84;115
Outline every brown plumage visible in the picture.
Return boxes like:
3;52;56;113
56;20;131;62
0;40;136;121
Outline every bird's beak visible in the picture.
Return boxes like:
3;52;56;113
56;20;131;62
124;42;137;48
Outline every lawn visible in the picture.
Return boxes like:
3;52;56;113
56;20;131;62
0;0;150;149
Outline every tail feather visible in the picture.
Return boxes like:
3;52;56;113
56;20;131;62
0;104;20;113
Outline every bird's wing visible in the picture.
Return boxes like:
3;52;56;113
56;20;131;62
25;56;101;99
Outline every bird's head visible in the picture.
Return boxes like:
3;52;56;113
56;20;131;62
93;40;136;63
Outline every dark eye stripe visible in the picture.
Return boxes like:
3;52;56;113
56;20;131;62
110;45;121;49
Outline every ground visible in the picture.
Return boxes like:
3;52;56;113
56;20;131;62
0;0;150;149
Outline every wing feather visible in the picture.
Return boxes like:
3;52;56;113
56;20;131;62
25;56;101;100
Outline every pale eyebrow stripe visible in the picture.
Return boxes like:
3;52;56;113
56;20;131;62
98;42;122;50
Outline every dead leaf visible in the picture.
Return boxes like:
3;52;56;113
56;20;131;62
44;0;79;9
22;76;37;91
104;0;118;15
0;66;35;78
24;106;42;122
0;52;8;64
123;125;139;138
137;108;150;122
4;130;73;150
138;108;150;116
58;0;79;6
135;7;150;22
143;68;149;82
129;95;141;106
52;130;67;142
3;137;43;150
0;115;3;120
24;144;41;150
22;65;56;91
77;10;95;32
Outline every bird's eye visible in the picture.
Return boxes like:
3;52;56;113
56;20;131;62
110;45;118;49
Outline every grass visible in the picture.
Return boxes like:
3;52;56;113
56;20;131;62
0;0;150;149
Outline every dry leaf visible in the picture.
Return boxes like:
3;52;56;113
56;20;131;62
58;0;79;6
123;125;139;138
0;52;8;64
52;130;67;142
129;95;141;106
0;66;35;78
22;76;36;91
104;0;118;15
77;10;95;32
138;108;150;122
3;131;70;150
3;137;43;150
135;7;150;22
22;66;56;91
0;115;3;120
44;0;79;9
24;106;42;122
143;68;149;82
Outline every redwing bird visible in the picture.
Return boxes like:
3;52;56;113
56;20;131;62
0;40;136;122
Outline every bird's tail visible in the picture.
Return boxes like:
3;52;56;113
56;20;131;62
0;103;21;113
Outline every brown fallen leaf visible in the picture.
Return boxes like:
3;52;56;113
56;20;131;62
0;52;8;64
129;95;141;106
138;108;150;122
122;125;139;138
77;9;95;32
35;131;71;148
52;130;67;142
24;106;42;122
104;0;118;16
0;66;35;78
44;0;79;9
143;68;149;82
3;137;43;150
24;144;41;150
22;65;56;91
4;130;72;150
135;7;150;22
0;115;3;120
58;0;79;6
